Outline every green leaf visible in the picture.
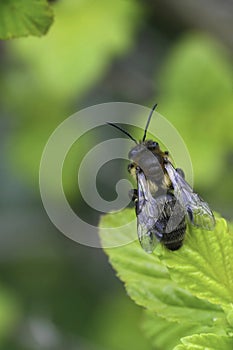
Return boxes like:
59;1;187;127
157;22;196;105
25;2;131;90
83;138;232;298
99;209;227;327
8;0;141;100
225;305;233;328
0;288;21;341
160;217;233;307
89;295;152;350
0;0;54;39
3;0;141;192
174;333;233;350
142;311;210;350
159;34;233;188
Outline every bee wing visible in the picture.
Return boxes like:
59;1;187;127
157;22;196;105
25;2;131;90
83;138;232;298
164;162;215;230
136;172;162;253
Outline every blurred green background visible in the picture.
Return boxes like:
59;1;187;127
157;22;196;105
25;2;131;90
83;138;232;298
0;0;233;349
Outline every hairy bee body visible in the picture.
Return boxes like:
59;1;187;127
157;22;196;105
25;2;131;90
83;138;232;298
128;140;186;251
107;104;215;253
147;193;186;251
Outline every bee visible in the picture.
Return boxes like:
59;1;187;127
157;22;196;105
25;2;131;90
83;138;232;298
107;104;215;253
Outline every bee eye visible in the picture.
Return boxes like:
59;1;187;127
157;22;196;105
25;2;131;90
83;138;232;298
148;141;158;149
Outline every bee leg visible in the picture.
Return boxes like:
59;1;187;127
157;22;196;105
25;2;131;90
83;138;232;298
128;163;133;173
127;162;136;174
128;189;138;202
129;189;140;215
176;168;185;179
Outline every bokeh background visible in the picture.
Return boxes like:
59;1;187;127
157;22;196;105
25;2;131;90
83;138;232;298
0;0;233;349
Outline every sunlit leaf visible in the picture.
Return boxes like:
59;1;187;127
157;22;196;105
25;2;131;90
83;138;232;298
174;333;233;350
142;311;210;350
160;217;233;307
0;0;53;39
89;296;152;350
99;209;228;326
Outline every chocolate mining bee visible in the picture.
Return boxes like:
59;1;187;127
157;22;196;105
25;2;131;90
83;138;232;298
107;104;215;253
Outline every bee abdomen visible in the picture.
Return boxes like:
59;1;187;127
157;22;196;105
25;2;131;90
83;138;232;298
162;221;186;251
152;194;186;251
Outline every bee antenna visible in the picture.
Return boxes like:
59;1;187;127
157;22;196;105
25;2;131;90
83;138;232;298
106;122;138;144
142;103;158;142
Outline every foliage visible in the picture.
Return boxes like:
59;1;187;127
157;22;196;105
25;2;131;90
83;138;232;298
0;0;54;39
158;34;233;189
99;209;233;349
1;1;232;348
0;288;20;344
2;0;141;194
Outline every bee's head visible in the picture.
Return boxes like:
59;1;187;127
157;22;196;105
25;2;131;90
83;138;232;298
107;103;158;162
144;140;159;151
128;140;160;162
128;144;143;162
